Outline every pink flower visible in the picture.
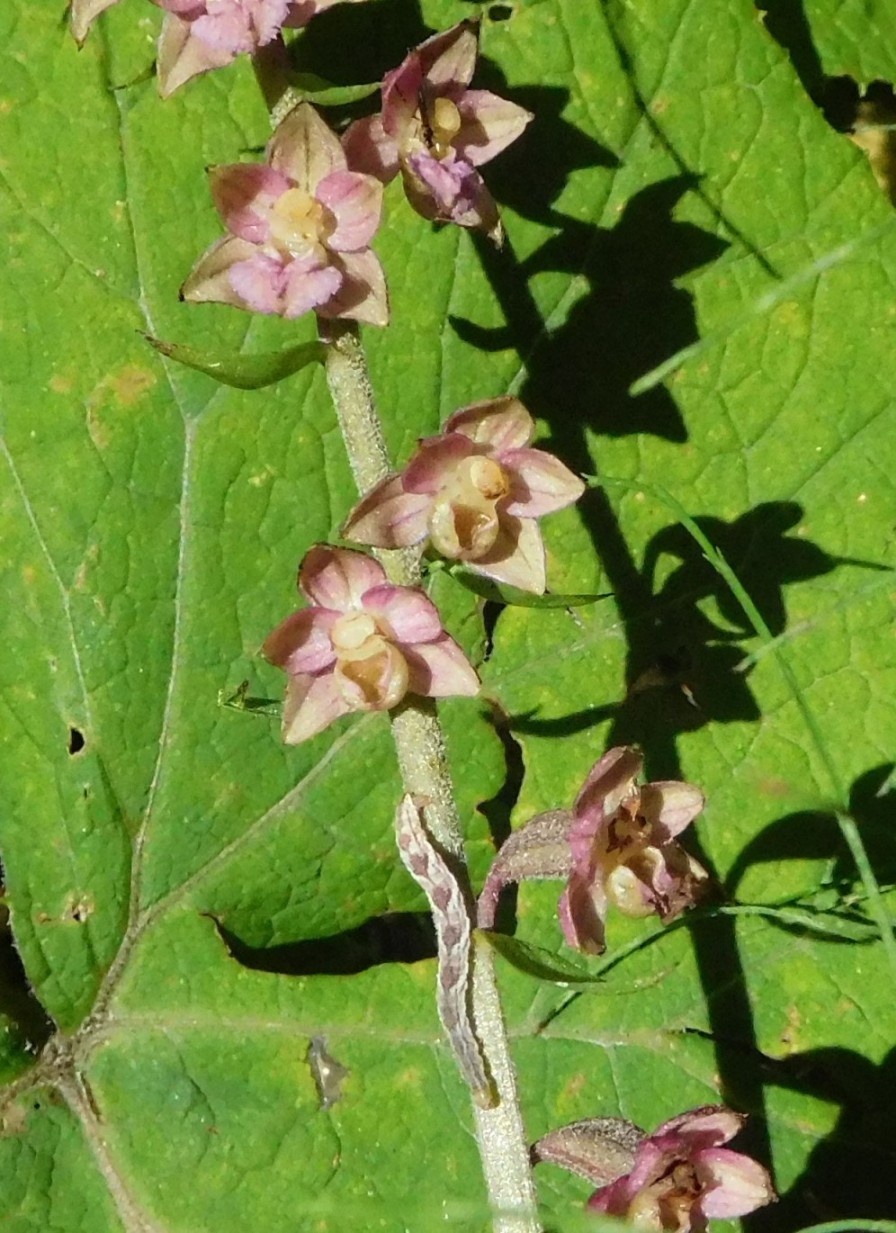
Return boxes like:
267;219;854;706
585;1106;775;1231
477;746;708;954
181;103;388;326
264;546;479;743
343;20;532;242
71;0;366;96
342;397;583;594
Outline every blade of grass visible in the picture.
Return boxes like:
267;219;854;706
588;475;896;981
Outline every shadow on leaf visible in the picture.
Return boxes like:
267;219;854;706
212;911;436;976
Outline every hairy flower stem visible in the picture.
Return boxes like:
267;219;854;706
319;316;541;1232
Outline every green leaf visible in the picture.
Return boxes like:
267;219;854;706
4;0;896;1227
448;564;610;609
762;1;896;85
290;73;381;107
479;930;605;986
143;333;325;389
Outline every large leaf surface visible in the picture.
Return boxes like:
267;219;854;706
1;0;894;1229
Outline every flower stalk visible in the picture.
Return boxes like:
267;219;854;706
319;317;540;1232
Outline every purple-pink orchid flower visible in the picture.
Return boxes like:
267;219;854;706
264;546;479;743
586;1106;775;1230
478;746;708;954
181;103;387;325
72;0;365;97
342;397;584;594
532;1106;774;1231
343;20;533;242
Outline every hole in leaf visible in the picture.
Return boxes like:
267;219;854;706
68;728;85;755
488;3;513;19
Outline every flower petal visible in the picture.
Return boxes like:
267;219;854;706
71;0;120;44
316;170;383;251
445;397;533;451
209;163;290;242
417;20;479;90
318;249;389;327
586;1140;669;1214
381;55;424;141
697;1148;776;1219
281;254;344;318
157;15;233;98
454;90;534;167
281;672;353;744
342;114;401;183
654;1106;744;1149
501;447;585;517
300;545;386;610
402;433;473;494
252;0;293;44
403;636;480;698
573;746;642;824
180;234;260;308
191;5;257;55
361;585;444;645
640;781;706;840
286;0;366;26
468;515;546;593
268;102;347;192
228;253;290;314
334;639;409;711
263;607;337;674
558;872;607;955
404;151;500;238
343;475;432;548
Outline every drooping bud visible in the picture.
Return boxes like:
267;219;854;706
531;1117;644;1186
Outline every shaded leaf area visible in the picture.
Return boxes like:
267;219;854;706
758;0;896;88
1;1;895;1231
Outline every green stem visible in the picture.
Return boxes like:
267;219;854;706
319;318;541;1232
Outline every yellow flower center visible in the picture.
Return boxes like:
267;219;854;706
428;455;511;559
334;636;409;710
599;796;658;918
429;96;462;157
269;187;333;259
626;1161;700;1231
331;611;378;653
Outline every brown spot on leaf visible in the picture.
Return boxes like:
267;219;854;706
109;364;156;406
49;372;76;395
